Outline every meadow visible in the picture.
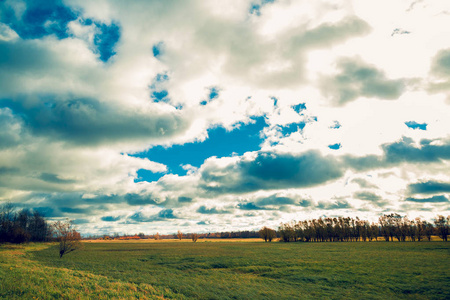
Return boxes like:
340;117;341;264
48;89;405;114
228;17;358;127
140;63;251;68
1;240;449;299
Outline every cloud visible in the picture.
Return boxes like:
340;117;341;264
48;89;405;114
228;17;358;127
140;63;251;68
101;216;121;222
0;108;22;149
351;178;378;189
196;206;231;215
255;195;296;206
237;202;268;211
199;150;343;194
317;200;352;210
124;193;161;206
72;219;90;224
428;48;450;99
382;137;450;164
128;209;178;223
178;196;193;203
405;195;448;203
39;173;77;184
408;181;450;195
320;57;406;105
0;97;187;146
353;191;388;207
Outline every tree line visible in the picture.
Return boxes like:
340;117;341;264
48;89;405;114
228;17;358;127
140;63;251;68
0;203;81;258
0;203;51;244
260;214;449;242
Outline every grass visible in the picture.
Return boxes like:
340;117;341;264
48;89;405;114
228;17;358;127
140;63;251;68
1;240;449;299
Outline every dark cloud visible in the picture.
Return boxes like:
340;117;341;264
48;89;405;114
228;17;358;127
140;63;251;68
59;207;91;214
317;200;351;210
405;195;448;203
343;137;450;171
297;199;313;207
0;97;187;146
128;209;178;223
196;206;230;214
39;173;77;184
320;57;405;105
33;206;60;218
200;150;343;194
237;202;267;211
72;219;90;225
124;193;160;206
383;137;450;164
255;195;296;206
101;216;122;222
178;196;193;203
408;181;450;195
157;209;176;219
343;154;384;171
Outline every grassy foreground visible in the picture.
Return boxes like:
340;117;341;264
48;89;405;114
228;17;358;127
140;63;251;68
1;240;449;299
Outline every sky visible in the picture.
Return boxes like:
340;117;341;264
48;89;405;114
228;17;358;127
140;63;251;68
0;0;449;236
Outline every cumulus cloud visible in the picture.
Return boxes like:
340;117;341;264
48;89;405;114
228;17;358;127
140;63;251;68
407;181;450;195
320;57;406;105
196;206;231;215
128;209;178;223
428;48;450;100
199;150;343;194
405;195;448;203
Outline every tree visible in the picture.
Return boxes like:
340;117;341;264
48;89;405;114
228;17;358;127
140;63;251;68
424;221;434;241
154;232;160;240
177;230;183;240
259;226;277;242
53;220;82;258
434;215;449;241
191;233;198;242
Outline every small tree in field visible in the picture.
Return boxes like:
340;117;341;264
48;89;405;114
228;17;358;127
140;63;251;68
53;220;81;258
259;226;277;242
191;233;198;242
177;230;183;240
154;232;160;240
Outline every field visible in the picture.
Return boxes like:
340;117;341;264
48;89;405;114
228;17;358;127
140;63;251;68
1;240;449;299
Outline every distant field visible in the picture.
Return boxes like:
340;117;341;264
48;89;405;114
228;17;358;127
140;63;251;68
1;241;449;299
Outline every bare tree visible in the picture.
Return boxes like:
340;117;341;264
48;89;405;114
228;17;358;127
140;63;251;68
191;233;198;242
53;220;82;258
177;230;183;240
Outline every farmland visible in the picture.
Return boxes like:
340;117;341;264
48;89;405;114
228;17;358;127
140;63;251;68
1;240;449;299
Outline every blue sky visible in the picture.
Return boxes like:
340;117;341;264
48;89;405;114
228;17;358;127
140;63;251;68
0;0;449;235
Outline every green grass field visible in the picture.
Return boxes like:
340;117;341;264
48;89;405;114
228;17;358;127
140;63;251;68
1;240;449;299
